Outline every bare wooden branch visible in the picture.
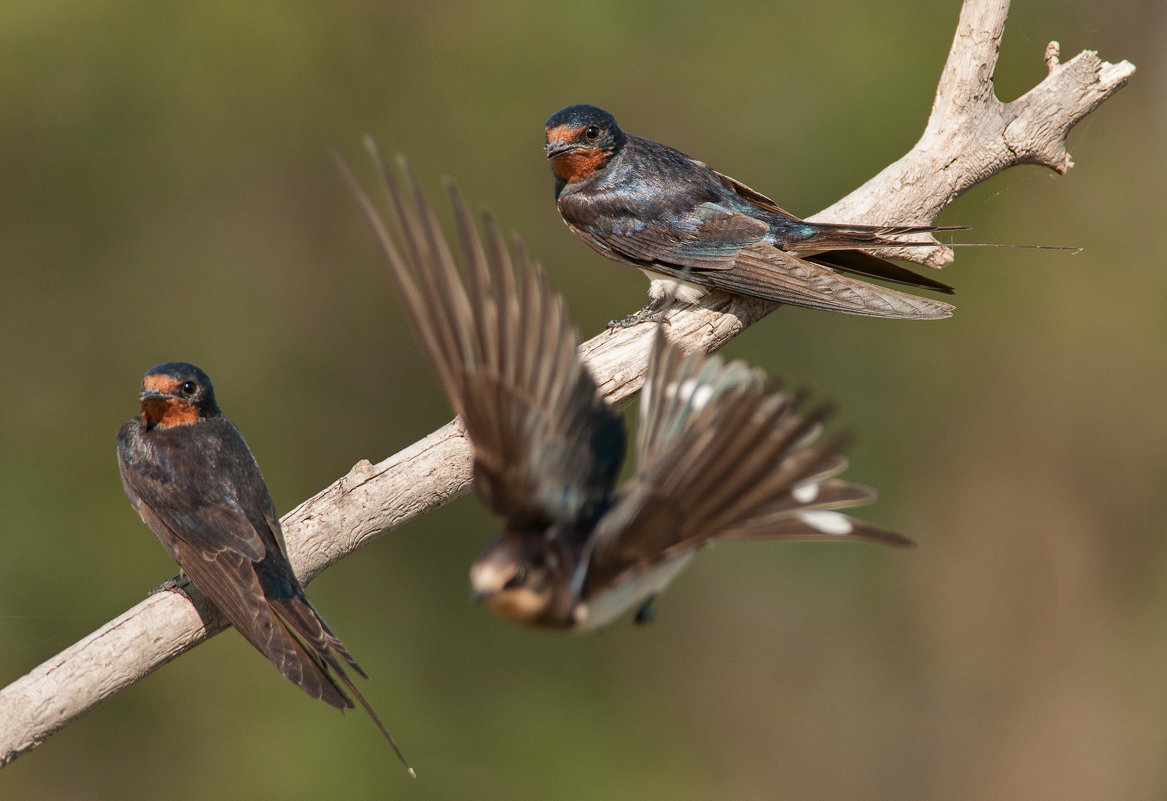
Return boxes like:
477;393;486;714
0;0;1133;766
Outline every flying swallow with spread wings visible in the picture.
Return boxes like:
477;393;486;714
342;146;911;631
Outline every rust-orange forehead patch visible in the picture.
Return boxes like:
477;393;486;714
142;374;183;395
545;123;585;144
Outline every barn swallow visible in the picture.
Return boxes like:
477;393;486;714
117;363;412;775
341;145;911;632
544;104;963;326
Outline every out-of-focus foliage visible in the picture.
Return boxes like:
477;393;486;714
0;1;1160;799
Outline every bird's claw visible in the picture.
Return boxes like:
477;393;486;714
607;305;672;329
149;573;192;596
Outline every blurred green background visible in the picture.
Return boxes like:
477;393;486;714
0;0;1160;798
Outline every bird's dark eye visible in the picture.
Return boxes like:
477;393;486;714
179;381;197;396
583;125;601;141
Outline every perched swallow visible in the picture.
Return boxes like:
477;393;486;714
342;146;911;632
117;363;412;774
544;103;963;326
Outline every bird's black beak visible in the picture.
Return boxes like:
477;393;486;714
139;388;170;403
544;140;576;159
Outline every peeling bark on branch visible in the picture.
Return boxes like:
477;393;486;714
0;0;1134;767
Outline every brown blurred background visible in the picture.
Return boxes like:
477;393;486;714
0;1;1161;799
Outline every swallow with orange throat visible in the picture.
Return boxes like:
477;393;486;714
545;103;973;326
117;362;413;775
340;146;912;632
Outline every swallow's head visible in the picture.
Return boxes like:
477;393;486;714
544;104;625;185
137;362;221;428
470;535;562;627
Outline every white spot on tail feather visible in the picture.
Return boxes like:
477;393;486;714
797;510;854;535
666;378;714;411
792;481;821;504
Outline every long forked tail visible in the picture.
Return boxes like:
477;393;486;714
795;221;1077;253
797;226;1075;297
269;596;415;777
788;221;968;252
328;658;416;778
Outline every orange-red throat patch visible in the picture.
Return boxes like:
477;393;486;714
549;148;607;183
141;375;200;427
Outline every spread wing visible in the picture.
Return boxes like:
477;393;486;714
341;145;626;535
580;329;911;593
